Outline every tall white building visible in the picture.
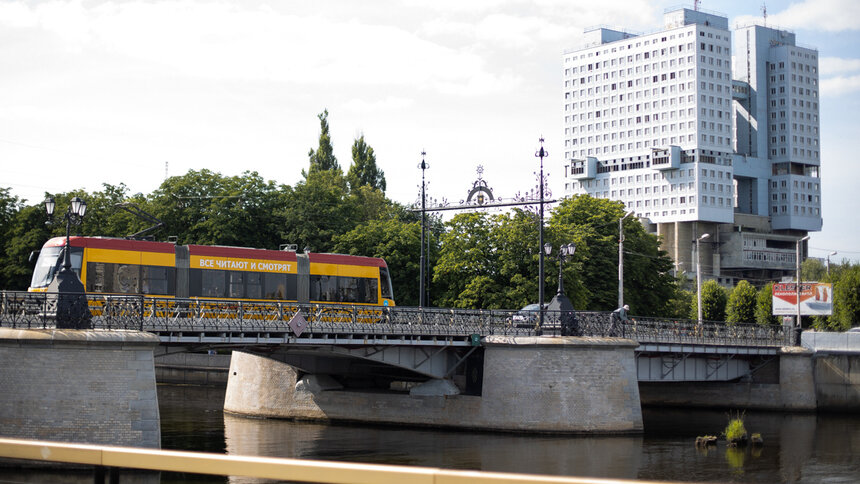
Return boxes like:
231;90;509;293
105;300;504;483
562;7;822;283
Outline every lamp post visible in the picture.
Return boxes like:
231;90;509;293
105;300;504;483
618;210;635;309
696;233;710;323
795;234;810;346
44;196;91;329
418;151;428;308
545;243;577;336
535;138;548;332
826;251;837;276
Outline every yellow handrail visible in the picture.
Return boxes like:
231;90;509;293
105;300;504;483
0;437;659;484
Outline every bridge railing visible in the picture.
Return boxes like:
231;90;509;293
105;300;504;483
0;291;791;347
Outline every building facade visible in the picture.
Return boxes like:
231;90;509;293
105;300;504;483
562;7;822;285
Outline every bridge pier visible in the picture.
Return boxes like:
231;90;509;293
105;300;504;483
639;346;817;411
0;328;161;447
224;336;643;434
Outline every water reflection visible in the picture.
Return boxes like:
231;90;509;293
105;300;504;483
36;385;851;483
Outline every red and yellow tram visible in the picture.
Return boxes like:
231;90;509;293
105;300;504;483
29;237;395;306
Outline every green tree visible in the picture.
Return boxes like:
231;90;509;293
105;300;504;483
665;284;694;320
801;257;827;282
347;134;386;193
280;169;354;253
755;282;780;326
726;280;757;324
691;279;728;321
548;195;676;315
149;169;286;248
333;216;422;306
432;212;499;308
306;109;340;175
832;266;860;331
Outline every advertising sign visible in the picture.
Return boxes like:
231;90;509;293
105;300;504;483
772;282;833;316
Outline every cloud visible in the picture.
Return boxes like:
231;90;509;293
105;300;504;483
733;0;860;32
820;57;860;76
342;96;415;112
821;75;860;96
0;1;519;97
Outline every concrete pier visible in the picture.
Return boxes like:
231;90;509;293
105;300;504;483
224;336;643;434
639;347;817;411
0;328;161;448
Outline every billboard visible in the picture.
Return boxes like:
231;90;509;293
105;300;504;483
772;282;833;316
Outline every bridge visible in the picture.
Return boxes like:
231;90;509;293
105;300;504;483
1;291;791;383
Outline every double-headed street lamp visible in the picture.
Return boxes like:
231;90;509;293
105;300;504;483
795;234;810;345
44;196;90;329
696;233;710;323
826;251;838;276
618;210;635;309
545;243;576;336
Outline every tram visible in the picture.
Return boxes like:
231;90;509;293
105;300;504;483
28;237;395;306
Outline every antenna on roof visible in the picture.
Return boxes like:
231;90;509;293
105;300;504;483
694;0;700;11
762;3;768;27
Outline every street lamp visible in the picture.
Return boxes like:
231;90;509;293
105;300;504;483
826;251;838;276
618;210;635;309
546;243;577;336
795;234;810;346
418;151;429;308
696;233;710;323
535;138;548;333
44;196;90;329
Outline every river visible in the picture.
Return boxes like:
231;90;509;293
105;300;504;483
157;384;860;483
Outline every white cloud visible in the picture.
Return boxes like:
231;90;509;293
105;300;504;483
733;0;860;32
821;75;860;96
820;57;860;75
0;1;518;97
342;96;415;112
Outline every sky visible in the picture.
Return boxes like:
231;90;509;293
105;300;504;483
1;0;859;262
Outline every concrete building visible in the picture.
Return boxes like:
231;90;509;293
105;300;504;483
562;7;822;285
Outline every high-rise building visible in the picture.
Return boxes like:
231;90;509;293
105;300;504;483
562;7;822;284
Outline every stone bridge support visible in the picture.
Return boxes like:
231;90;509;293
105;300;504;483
639;347;817;410
223;336;643;434
0;328;161;447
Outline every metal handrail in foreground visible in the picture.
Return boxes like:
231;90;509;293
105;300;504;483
0;437;661;484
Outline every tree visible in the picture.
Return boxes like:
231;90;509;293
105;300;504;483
149;169;286;248
432;212;500;308
801;257;827;282
691;279;728;321
755;282;780;326
548;195;677;315
333;217;422;306
280;169;354;253
347;134;386;193
831;266;860;331
726;280;757;324
306;109;340;175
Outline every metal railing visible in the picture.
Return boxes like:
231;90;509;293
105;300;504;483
0;291;791;347
0;437;663;484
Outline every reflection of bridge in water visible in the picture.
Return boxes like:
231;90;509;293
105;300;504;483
1;291;792;382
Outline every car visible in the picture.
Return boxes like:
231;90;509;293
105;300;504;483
511;303;540;327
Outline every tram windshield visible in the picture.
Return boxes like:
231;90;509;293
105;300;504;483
30;246;83;289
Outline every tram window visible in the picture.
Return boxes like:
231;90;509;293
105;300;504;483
338;276;359;302
246;272;261;299
113;264;140;294
285;274;297;299
228;272;244;298
264;273;286;299
310;275;335;302
87;262;109;293
142;266;169;295
364;278;378;304
379;267;393;300
201;270;226;298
